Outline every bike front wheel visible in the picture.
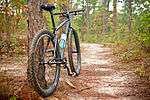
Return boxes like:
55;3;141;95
27;30;60;97
68;28;81;75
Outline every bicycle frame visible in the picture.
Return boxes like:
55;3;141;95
49;11;72;59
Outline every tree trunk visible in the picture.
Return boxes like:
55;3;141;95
112;0;117;33
81;0;90;41
27;0;47;54
57;0;69;38
5;0;11;54
27;0;48;87
128;0;132;33
86;0;90;33
101;0;110;34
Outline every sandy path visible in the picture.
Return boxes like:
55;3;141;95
0;43;150;100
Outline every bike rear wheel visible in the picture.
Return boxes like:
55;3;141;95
68;28;81;75
27;30;60;97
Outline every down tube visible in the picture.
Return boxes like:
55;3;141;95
54;19;69;58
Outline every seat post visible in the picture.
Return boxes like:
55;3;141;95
50;11;56;30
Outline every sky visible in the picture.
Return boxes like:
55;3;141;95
109;0;124;12
73;0;124;13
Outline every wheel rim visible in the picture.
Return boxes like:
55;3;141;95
69;30;81;74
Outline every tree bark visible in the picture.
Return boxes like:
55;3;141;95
5;0;11;54
101;0;110;34
81;0;90;41
57;0;69;38
112;0;117;33
128;0;132;33
27;0;48;87
27;0;47;55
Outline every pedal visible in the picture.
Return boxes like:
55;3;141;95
62;57;75;76
72;72;77;77
65;65;76;76
66;66;73;76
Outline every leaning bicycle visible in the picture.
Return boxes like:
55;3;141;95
27;4;84;97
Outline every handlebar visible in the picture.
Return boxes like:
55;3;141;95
53;9;85;16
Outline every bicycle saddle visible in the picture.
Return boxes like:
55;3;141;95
41;4;55;11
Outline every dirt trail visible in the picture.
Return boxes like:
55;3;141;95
1;43;150;100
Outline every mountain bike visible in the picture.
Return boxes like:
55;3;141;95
27;4;84;97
